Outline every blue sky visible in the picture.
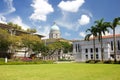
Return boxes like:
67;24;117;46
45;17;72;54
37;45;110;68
0;0;120;40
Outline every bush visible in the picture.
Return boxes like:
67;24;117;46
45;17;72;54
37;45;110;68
21;57;32;62
0;58;4;62
0;58;55;65
113;60;120;64
103;60;114;64
58;58;72;61
85;60;101;64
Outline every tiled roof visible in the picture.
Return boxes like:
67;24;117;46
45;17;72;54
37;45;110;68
0;23;12;29
89;34;120;40
102;34;120;38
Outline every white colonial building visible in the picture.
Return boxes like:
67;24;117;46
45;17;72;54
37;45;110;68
73;34;120;62
49;23;61;39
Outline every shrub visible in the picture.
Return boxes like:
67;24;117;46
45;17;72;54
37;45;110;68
58;58;72;61
21;57;32;62
103;60;114;64
85;60;101;64
0;58;54;65
0;58;4;62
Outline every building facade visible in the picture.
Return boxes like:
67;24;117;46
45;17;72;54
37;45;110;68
49;23;61;39
73;34;120;62
0;23;44;58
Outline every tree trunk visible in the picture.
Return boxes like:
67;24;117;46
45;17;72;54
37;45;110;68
100;35;104;62
113;28;117;62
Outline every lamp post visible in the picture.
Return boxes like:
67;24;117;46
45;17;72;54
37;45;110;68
5;57;7;63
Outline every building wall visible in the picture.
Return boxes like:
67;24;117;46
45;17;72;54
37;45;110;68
49;30;61;39
73;36;120;62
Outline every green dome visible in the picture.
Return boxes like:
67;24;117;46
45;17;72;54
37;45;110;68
51;24;60;31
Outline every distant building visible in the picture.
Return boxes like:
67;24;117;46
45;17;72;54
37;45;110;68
49;22;61;39
42;22;73;60
73;34;120;62
0;23;44;58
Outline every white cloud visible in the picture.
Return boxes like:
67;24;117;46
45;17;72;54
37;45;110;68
0;0;15;24
65;32;71;37
58;0;85;12
37;26;50;39
0;15;7;24
78;15;90;25
9;16;30;30
3;0;16;15
30;0;54;21
79;32;86;37
56;20;79;31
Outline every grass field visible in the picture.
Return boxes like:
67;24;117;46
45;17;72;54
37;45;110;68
0;63;120;80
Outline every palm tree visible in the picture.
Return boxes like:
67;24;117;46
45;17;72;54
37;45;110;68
95;18;110;62
109;17;120;62
85;26;97;61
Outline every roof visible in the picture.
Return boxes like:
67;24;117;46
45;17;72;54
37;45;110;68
89;34;120;40
33;33;45;38
0;23;12;29
102;34;120;39
50;23;60;31
72;34;120;42
0;23;44;38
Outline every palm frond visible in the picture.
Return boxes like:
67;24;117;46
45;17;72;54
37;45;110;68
84;34;92;41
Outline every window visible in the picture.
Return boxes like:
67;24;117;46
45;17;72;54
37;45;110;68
78;44;80;52
96;54;99;59
90;48;93;53
85;48;88;53
96;48;98;53
111;41;113;50
117;40;120;50
78;44;81;52
91;54;93;60
86;55;88;59
76;44;77;52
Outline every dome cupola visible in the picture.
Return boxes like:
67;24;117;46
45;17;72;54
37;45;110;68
49;22;61;39
50;23;60;31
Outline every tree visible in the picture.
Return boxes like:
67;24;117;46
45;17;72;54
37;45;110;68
0;28;11;57
20;34;41;57
7;22;14;27
95;18;110;62
109;17;120;62
8;22;21;30
59;41;72;53
85;26;98;61
39;43;49;60
44;41;72;60
47;42;62;59
9;35;22;58
27;28;37;34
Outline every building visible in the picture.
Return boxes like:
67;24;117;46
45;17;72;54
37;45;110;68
0;23;44;58
49;22;61;39
73;34;120;62
42;22;73;60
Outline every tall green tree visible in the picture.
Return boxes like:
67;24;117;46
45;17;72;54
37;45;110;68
27;28;37;34
109;17;120;62
45;41;72;60
85;26;98;61
95;18;110;62
59;41;72;53
20;34;41;57
0;28;11;57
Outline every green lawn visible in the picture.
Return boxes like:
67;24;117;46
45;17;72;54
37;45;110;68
0;63;120;80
